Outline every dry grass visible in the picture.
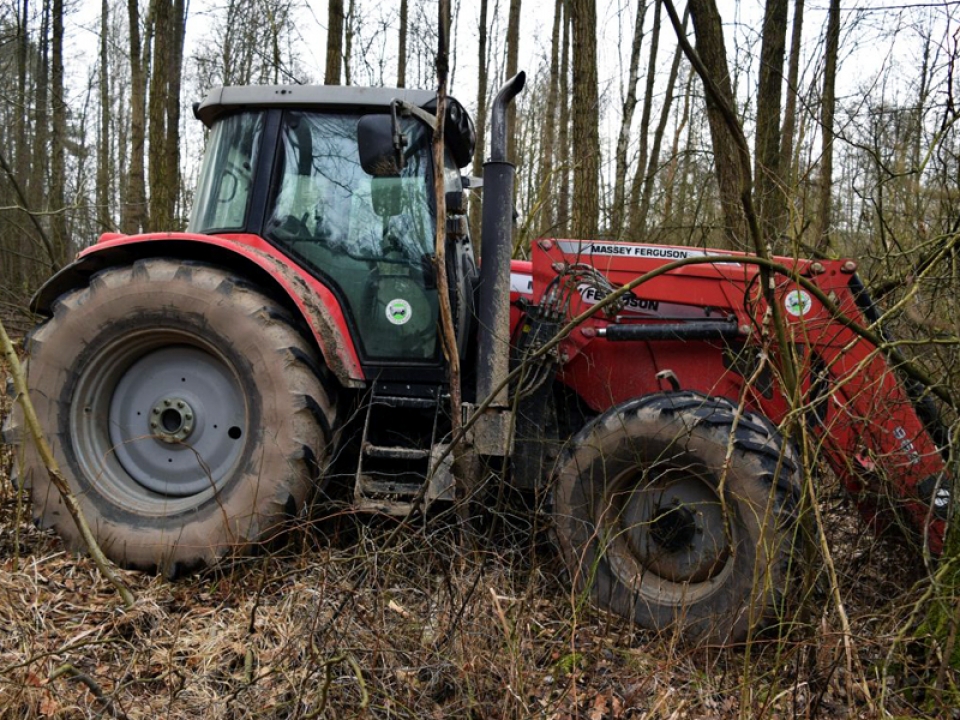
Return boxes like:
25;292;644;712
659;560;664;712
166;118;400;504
1;358;957;720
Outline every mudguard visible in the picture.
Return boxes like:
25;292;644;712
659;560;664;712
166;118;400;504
32;232;366;388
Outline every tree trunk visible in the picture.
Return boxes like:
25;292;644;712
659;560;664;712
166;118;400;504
815;0;840;252
569;0;600;237
147;0;169;232
167;0;185;224
50;0;68;262
663;65;693;224
557;6;572;235
469;0;488;251
15;0;29;184
97;0;112;233
12;0;30;282
397;0;408;87
537;0;564;236
147;0;184;231
31;0;50;249
122;0;148;234
325;0;343;85
344;0;355;85
611;0;648;238
631;3;687;236
504;0;522;164
779;0;804;215
687;0;746;249
754;0;789;247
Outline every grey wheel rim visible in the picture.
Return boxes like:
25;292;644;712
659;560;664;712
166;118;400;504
108;346;246;496
70;330;249;510
603;461;735;601
618;466;730;584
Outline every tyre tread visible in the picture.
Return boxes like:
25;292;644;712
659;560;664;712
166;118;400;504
553;389;802;644
14;258;339;575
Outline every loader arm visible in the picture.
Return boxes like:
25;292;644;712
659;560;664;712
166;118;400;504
518;239;950;553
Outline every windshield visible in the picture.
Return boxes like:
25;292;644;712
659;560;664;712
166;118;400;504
189;112;264;232
265;111;439;362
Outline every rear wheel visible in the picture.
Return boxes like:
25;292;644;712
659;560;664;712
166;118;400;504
16;258;336;576
553;391;801;644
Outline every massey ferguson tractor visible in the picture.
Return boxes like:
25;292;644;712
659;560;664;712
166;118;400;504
3;73;953;643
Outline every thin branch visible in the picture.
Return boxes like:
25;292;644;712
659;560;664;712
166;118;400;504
0;318;135;609
0;148;61;273
662;0;798;396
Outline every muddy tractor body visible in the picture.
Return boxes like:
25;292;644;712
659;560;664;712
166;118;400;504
4;75;951;643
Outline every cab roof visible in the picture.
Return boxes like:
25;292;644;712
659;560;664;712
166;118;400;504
194;85;438;127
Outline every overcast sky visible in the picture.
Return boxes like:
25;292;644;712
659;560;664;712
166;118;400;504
59;0;960;180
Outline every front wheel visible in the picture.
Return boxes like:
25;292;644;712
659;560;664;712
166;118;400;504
553;391;801;644
17;258;337;576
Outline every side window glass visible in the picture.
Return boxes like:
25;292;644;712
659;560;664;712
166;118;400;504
189;113;263;232
265;112;440;362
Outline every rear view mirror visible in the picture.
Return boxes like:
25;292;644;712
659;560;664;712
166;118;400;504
358;114;403;177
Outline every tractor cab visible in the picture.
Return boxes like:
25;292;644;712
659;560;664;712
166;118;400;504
190;86;478;381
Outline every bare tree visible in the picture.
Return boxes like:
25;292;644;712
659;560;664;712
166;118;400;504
536;0;564;236
96;0;111;233
148;0;186;231
779;0;804;220
569;0;600;237
686;0;747;248
344;0;355;84
50;0;68;259
505;0;522;164
815;0;840;252
325;0;344;85
611;0;648;238
469;0;489;250
121;0;148;234
557;5;572;234
629;2;687;237
397;0;408;87
754;0;789;246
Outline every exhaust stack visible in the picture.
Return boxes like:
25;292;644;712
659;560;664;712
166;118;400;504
476;72;526;411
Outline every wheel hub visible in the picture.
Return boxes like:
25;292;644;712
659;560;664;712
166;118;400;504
649;502;698;553
105;345;247;498
150;397;196;443
619;469;731;584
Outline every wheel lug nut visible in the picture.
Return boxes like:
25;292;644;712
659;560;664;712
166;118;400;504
177;401;184;408
164;399;171;406
152;408;160;415
150;422;158;429
185;414;193;421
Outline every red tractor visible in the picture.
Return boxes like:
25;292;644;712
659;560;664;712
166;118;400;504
3;74;952;643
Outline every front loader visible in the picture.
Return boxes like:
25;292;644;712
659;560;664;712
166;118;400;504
2;74;952;644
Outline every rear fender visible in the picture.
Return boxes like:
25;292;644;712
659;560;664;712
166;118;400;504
31;233;366;388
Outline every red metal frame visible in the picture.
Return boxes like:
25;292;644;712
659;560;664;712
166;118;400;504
78;231;947;550
81;231;366;386
511;239;948;553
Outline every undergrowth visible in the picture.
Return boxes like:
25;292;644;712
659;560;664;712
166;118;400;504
1;361;959;719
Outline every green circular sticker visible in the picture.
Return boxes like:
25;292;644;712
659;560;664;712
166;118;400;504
784;289;812;317
385;298;413;326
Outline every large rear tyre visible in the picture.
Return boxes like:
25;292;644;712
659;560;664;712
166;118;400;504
553;391;801;644
13;258;336;576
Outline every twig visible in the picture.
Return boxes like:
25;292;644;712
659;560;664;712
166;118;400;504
0;148;60;273
662;0;798;398
49;663;130;720
0;318;135;609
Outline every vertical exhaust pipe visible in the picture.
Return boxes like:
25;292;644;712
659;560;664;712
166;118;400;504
477;71;526;409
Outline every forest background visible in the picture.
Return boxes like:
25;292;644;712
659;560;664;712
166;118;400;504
2;0;956;291
3;0;960;718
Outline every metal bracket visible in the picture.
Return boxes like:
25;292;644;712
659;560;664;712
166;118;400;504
656;369;681;392
465;403;515;457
